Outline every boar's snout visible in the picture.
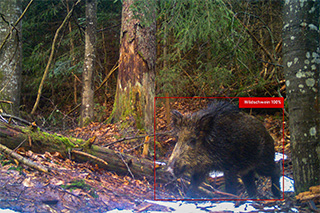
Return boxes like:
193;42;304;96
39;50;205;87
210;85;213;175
166;157;176;176
166;166;175;176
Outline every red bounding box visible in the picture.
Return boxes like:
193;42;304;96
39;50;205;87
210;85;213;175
153;97;285;201
239;97;284;108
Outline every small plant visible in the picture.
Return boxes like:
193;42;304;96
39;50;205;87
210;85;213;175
61;179;98;198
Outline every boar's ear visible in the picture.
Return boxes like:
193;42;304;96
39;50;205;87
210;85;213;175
171;110;184;127
198;113;215;133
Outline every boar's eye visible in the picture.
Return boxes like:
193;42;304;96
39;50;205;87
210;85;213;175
188;138;197;148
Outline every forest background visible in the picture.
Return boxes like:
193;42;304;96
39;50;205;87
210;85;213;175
14;0;283;129
0;0;319;211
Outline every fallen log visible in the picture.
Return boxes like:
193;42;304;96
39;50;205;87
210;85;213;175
0;143;49;173
0;123;236;199
0;123;168;182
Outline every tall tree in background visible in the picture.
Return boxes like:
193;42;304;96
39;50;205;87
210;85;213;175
0;0;22;115
283;0;319;193
81;0;97;126
111;0;156;134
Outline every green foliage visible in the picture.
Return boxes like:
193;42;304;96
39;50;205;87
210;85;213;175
61;179;90;190
133;0;264;97
94;103;107;122
8;165;23;173
1;158;13;166
0;157;23;173
21;0;121;116
22;0;83;96
61;179;98;197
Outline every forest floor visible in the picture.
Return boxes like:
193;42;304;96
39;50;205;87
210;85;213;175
0;99;319;212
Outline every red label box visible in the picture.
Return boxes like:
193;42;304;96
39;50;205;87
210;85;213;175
239;97;284;108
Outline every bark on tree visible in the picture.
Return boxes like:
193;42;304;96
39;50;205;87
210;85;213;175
282;0;320;194
0;0;22;115
81;0;97;127
111;0;156;135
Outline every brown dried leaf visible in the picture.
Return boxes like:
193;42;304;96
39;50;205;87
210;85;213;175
22;177;34;187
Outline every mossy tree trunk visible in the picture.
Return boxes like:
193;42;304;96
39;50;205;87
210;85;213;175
0;0;22;115
80;0;97;127
111;0;156;134
282;0;320;194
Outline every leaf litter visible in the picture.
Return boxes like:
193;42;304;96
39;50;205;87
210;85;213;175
0;99;318;212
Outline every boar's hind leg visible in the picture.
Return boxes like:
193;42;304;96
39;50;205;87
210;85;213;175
271;172;281;198
268;167;281;198
272;163;281;198
241;170;257;198
256;164;281;198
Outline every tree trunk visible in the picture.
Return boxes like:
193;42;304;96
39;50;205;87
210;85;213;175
0;0;22;115
81;0;97;127
111;0;156;134
282;0;320;194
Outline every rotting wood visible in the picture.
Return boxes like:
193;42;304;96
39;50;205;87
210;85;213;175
71;149;108;166
0;123;241;199
0;122;168;181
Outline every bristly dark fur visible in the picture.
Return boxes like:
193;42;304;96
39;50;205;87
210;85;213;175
206;100;239;115
168;100;281;198
197;101;239;121
192;101;239;136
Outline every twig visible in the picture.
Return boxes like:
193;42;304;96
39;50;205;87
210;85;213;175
259;59;283;67
0;113;48;133
201;182;241;199
31;0;81;115
175;178;241;199
71;150;108;166
95;61;119;92
0;100;13;104
104;131;173;147
14;139;27;153
0;0;34;51
66;103;81;116
65;61;119;116
0;115;8;124
117;151;135;180
0;143;49;173
0;13;10;25
234;13;276;64
97;24;121;33
1;113;32;126
124;142;144;152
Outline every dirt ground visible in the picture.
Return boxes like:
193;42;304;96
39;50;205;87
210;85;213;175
0;99;318;212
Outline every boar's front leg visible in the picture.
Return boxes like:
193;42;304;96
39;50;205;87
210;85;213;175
224;170;239;196
186;171;207;197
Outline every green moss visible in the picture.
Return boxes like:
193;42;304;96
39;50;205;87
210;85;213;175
61;179;98;198
137;50;146;61
22;127;84;153
61;179;89;190
108;81;148;131
81;117;92;127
